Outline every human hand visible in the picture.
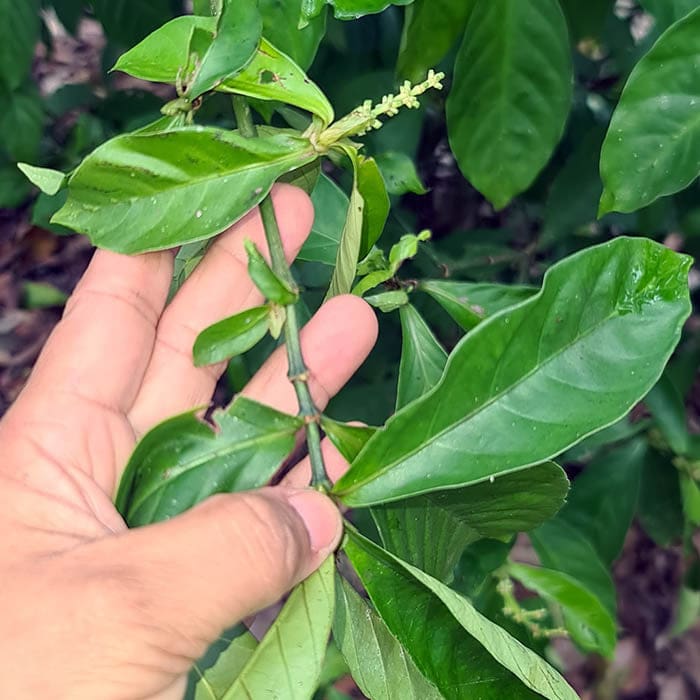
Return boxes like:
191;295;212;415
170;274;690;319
0;185;378;699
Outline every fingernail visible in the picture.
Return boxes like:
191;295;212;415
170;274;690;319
287;490;342;556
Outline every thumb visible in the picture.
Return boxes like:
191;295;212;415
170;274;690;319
108;486;342;648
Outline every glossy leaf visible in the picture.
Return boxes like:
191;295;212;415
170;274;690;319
396;305;446;410
224;557;334;699
193;306;270;366
333;574;442;700
334;238;692;507
301;0;412;23
372;462;569;582
375;151;427;195
244;240;298;305
17;164;66;196
509;563;617;657
599;8;700;214
115;397;302;526
345;529;578;700
531;519;616;617
558;440;644;565
187;0;262;97
321;417;377;462
219;39;334;126
259;0;327;69
52;127;317;254
419;280;536;331
397;0;475;82
194;631;257;699
0;0;40;90
327;148;364;298
358;156;390;258
299;174;349;265
446;0;573;209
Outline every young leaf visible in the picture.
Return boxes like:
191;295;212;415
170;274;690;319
220;39;334;127
397;0;475;83
599;8;700;214
186;0;262;97
244;240;298;305
193;305;271;366
224;557;335;699
327;148;364;298
419;280;536;331
115;397;302;526
17;163;66;196
194;631;258;699
396;305;447;410
372;462;569;582
298;174;350;265
446;0;573;209
333;573;442;700
509;563;617;658
334;237;692;506
358;156;390;259
344;528;578;700
52;127;317;254
365;290;410;313
320;417;377;462
301;0;412;23
375;151;427;196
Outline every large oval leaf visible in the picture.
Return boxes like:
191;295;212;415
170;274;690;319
116;397;302;526
333;574;442;700
446;0;573;209
372;462;569;582
222;557;335;699
52;127;316;254
345;529;578;700
334;237;692;506
599;7;700;215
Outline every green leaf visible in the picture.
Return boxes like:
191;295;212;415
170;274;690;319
396;305;447;410
193;0;221;15
194;631;258;699
259;0;327;69
0;164;31;208
599;8;700;215
301;0;412;23
20;281;68;309
638;0;700;32
52;127;317;254
320;417;377;462
187;0;262;97
358;156;390;258
279;159;321;194
365;290;409;313
646;372;690;455
637;447;684;545
374;151;427;195
372;462;569;582
334;237;691;507
344;529;578;700
680;472;700;527
193;306;271;366
333;573;443;700
1;86;44;163
299;174;349;265
115;396;302;526
446;0;573;209
327;148;364;298
244;240;298;305
558;440;644;566
531;519;616;617
91;0;174;46
559;0;612;40
17;164;66;196
419;279;536;331
397;0;475;83
224;557;334;699
219;39;334;126
0;0;40;91
509;563;617;657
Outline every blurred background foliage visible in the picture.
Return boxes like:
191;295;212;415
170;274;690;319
2;1;700;697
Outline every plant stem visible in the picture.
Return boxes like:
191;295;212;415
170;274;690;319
232;95;331;491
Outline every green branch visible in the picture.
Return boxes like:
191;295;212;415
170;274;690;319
232;96;330;492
